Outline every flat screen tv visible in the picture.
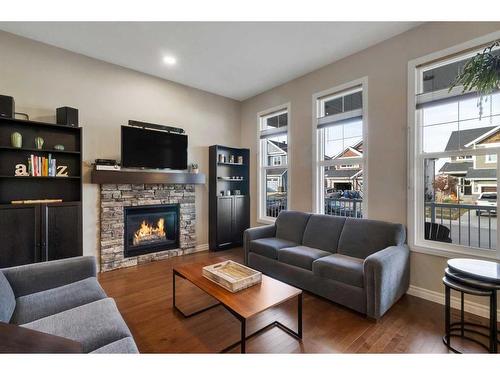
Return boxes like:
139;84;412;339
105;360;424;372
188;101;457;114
121;126;188;170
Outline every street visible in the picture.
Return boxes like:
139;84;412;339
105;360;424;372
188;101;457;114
429;210;497;250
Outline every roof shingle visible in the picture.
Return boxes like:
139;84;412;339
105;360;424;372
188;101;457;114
439;161;473;173
444;126;496;151
325;168;361;178
465;168;497;179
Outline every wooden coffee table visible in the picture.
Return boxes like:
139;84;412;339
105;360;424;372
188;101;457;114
173;259;302;353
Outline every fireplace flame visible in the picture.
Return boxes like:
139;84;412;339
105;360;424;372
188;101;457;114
133;218;166;246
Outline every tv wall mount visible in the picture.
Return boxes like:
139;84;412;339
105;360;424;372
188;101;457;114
127;120;185;134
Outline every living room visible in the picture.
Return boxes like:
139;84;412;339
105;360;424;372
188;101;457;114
1;1;500;373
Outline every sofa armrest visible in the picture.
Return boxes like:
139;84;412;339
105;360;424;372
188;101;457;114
2;256;98;298
363;245;410;319
243;225;276;265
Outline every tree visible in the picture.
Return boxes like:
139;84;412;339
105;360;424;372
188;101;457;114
432;175;458;200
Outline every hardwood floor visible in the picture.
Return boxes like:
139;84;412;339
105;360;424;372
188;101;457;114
98;248;492;353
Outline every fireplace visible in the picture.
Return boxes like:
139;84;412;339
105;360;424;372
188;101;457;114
124;204;179;258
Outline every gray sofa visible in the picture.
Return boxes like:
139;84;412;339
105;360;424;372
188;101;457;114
244;211;410;319
0;256;138;353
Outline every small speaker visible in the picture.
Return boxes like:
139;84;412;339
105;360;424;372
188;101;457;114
0;95;15;119
56;106;79;127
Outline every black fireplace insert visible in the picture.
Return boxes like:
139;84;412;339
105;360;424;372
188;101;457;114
124;204;179;258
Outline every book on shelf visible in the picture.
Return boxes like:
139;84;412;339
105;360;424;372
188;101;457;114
28;154;58;177
95;164;121;171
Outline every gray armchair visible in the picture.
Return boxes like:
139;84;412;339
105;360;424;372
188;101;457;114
0;256;138;353
244;211;410;319
2;256;97;298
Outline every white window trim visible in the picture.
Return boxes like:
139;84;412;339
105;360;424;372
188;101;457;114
407;30;500;260
486;154;497;164
257;103;291;224
312;77;369;215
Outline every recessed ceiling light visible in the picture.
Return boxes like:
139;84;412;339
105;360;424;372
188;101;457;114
163;56;177;66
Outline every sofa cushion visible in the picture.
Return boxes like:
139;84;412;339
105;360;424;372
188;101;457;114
313;254;364;288
278;246;331;270
2;256;97;298
249;238;297;260
91;337;139;354
275;211;311;243
0;272;16;323
337;218;406;259
11;277;107;325
21;298;132;353
302;214;346;252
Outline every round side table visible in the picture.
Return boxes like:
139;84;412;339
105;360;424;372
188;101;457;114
442;259;500;353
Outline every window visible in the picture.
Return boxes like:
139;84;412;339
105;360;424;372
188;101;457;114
258;107;289;221
313;82;366;218
486;154;497;163
409;40;500;258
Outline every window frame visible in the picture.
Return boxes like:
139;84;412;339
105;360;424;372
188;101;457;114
486;154;497;164
257;103;291;224
312;77;369;216
407;30;500;260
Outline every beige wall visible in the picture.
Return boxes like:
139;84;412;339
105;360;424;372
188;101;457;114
240;22;500;301
2;22;500;310
0;31;241;258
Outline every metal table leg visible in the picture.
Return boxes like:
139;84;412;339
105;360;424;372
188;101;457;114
298;293;303;339
490;290;497;353
445;284;451;347
460;291;464;338
172;270;221;318
220;292;303;353
241;318;246;353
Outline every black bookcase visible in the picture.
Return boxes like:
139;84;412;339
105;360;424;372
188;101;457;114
0;117;82;267
209;145;250;251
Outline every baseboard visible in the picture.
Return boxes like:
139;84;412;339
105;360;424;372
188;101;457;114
407;284;500;319
195;243;209;252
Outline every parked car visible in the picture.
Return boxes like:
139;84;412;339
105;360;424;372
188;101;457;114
325;188;342;198
475;192;497;216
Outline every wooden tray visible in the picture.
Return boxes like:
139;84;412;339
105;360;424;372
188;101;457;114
202;260;262;293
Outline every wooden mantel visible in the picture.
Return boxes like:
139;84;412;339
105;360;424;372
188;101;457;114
91;169;206;185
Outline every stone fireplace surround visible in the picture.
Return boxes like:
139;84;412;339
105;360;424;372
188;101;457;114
99;183;197;272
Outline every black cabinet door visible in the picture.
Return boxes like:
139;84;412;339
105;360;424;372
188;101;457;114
232;196;249;243
0;204;40;268
216;196;233;246
42;202;82;261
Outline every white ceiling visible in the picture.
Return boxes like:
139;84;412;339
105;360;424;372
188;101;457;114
0;22;421;100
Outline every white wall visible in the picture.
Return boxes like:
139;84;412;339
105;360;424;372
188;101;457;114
0;30;242;257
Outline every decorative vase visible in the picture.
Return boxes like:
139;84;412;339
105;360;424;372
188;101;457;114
34;136;44;150
10;132;22;148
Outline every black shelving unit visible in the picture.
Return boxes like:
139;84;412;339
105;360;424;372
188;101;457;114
0;117;82;267
209;145;250;251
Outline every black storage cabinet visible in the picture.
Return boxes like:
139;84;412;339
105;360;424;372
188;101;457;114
209;145;250;250
0;117;83;267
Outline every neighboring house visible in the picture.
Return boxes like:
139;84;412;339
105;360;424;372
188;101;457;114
324;141;363;192
266;140;288;194
438;126;498;197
